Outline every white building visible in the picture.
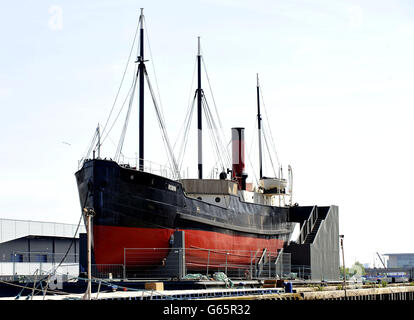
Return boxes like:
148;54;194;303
385;253;414;268
0;218;85;278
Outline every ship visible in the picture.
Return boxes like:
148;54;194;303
75;9;296;276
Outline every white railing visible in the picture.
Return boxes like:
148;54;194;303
298;206;318;244
118;158;180;180
0;262;79;278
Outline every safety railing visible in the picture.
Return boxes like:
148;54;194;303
1;250;316;282
291;265;312;280
2;252;79;280
298;206;319;244
118;158;179;180
122;247;292;280
90;264;124;279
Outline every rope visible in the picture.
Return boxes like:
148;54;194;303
201;53;231;168
27;190;88;298
0;279;71;298
202;97;227;172
100;18;140;144
173;58;198;176
262;124;278;177
203;103;224;176
114;69;138;161
177;94;196;174
245;142;259;187
78;127;99;169
144;69;181;180
201;55;227;143
202;96;231;168
246;117;260;184
143;16;165;124
259;85;281;168
173;47;232;179
100;71;137;147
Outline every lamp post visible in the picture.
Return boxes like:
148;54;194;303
339;234;347;299
83;207;95;300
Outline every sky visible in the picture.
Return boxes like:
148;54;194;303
0;0;413;267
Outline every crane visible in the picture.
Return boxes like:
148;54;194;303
376;252;387;268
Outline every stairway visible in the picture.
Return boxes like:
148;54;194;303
304;218;323;244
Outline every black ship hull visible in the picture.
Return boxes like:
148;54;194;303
75;159;294;270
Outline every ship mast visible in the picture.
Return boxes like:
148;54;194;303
256;73;263;179
138;8;145;171
197;37;203;179
100;9;180;179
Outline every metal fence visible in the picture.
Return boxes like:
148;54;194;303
120;247;292;280
90;264;124;280
118;159;178;180
291;265;312;280
1;252;79;280
1;249;316;282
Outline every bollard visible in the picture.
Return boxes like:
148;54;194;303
284;282;293;293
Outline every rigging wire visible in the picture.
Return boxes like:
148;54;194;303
208;104;231;168
246;118;259;185
167;58;198;177
171;57;198;175
26;190;88;298
173;51;232;178
144;69;181;179
78;127;99;168
97;13;180;179
245;142;259;187
100;65;138;147
261;123;278;177
173;57;197;153
202;97;225;172
98;13;140;157
259;84;281;168
207;139;232;179
177;94;196;173
82;16;233;181
100;19;140;143
201;54;231;167
185;57;198;120
143;16;166;123
1;279;71;299
201;55;227;141
200;47;231;168
202;95;230;170
115;70;138;161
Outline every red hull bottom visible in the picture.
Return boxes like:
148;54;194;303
93;225;285;270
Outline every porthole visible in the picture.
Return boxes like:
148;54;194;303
215;197;221;203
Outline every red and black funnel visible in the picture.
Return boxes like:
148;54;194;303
232;127;248;190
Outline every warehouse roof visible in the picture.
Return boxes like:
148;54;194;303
0;218;85;244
